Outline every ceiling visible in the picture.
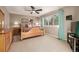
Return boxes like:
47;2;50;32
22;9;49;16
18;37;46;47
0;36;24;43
5;6;63;17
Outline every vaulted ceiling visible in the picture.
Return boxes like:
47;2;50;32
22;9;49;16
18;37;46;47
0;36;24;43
5;6;63;17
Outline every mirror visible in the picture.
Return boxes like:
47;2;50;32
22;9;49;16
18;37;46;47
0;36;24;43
0;9;4;32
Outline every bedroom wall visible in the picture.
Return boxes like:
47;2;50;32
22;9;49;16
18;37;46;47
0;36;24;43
63;6;76;32
74;6;79;22
10;14;40;28
62;6;76;40
40;6;78;40
0;6;10;30
39;10;59;38
63;6;79;40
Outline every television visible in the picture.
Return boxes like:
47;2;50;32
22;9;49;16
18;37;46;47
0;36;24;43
66;15;72;20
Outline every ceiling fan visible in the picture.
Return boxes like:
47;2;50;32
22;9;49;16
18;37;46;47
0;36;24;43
25;6;42;14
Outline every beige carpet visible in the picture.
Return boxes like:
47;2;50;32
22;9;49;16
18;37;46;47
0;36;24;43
9;35;72;52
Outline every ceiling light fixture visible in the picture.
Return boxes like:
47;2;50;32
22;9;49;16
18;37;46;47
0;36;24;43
14;21;19;25
32;11;35;13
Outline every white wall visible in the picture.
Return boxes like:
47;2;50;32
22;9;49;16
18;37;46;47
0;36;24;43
40;6;79;39
63;6;79;40
10;14;39;28
0;6;10;29
74;6;79;21
63;7;76;31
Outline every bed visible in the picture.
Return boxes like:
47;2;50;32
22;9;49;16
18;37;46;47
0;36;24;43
21;27;44;40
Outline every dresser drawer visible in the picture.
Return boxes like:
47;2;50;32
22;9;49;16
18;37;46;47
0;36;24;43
0;34;5;52
5;32;10;51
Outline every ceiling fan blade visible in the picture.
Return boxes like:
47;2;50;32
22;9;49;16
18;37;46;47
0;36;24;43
30;6;35;9
35;11;39;14
36;9;42;11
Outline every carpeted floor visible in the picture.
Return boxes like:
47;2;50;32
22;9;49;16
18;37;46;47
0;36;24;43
9;35;72;52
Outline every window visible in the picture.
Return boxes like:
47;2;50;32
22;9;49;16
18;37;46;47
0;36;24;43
40;16;54;27
54;16;59;25
49;17;53;25
44;18;48;25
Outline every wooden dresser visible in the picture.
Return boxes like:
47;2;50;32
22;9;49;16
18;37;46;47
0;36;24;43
0;31;12;52
0;9;12;52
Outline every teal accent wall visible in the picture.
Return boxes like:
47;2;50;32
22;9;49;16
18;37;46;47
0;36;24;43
58;9;65;40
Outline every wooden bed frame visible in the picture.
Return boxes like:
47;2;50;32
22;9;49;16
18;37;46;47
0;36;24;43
21;27;44;40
